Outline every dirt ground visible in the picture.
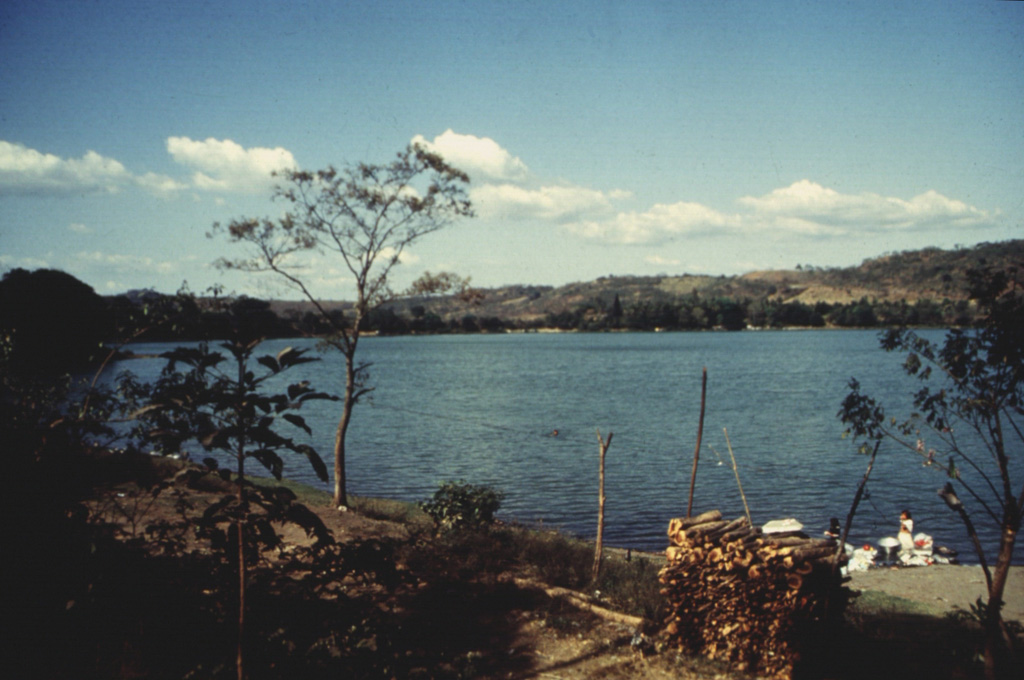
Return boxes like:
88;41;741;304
847;564;1024;622
84;463;1023;680
308;503;1024;679
270;491;722;679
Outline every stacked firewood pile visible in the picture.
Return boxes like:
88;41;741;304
659;510;846;678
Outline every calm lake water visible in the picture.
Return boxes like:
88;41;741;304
114;330;1023;564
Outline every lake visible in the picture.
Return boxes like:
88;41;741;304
112;329;1023;564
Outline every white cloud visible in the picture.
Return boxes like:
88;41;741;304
166;136;297;193
135;171;188;196
738;180;994;234
0;254;51;270
560;180;997;246
0;140;132;196
472;183;629;221
410;134;997;248
645;254;681;267
0;140;185;197
68;222;91;234
378;247;420;265
566;201;736;245
411;130;529;181
74;250;177;274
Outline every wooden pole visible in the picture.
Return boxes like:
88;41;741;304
593;429;613;584
723;427;752;525
686;367;708;518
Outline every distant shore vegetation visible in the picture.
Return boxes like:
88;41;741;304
2;240;1020;375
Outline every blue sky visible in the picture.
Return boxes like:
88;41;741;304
1;0;1021;300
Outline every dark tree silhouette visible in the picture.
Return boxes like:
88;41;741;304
0;268;108;375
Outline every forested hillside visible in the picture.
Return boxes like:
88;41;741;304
370;239;1023;331
3;240;1020;373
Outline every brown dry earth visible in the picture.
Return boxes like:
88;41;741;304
848;564;1024;623
88;470;1023;680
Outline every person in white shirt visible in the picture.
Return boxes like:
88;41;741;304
898;509;915;556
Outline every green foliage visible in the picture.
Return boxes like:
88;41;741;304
419;480;504;533
128;329;338;677
136;339;335;483
0;335;157;680
130;336;339;553
839;264;1023;678
945;597;1024;638
839;264;1023;499
0;267;109;375
388;240;1023;332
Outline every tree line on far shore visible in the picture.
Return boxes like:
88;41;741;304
118;284;975;336
535;291;969;332
0;267;980;376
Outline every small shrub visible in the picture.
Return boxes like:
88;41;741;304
419;480;503;533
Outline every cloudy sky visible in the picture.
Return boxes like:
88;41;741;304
1;1;1021;299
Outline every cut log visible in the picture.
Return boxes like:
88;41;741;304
787;545;837;563
683;519;730;541
722;528;761;545
673;509;723;530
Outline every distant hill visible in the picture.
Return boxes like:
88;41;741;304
77;239;1019;343
355;239;1022;324
742;240;1024;306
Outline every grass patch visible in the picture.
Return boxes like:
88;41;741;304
413;523;665;623
245;480;434;532
505;527;594;588
237;476;427;527
350;495;432;528
246;474;332;507
846;588;946;618
246;477;663;622
505;527;664;621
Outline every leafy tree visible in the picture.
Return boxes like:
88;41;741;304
715;298;747;331
478;315;505;332
409;310;445;334
407;270;480;302
828;298;878;327
609;293;624;325
746;298;770;328
213;143;473;508
0;299;159;678
0;268;109;375
768;300;824;328
134;333;335;680
365;306;406;334
839;265;1022;680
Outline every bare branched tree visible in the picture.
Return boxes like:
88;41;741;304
840;265;1022;679
212;143;473;508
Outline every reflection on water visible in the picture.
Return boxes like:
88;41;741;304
112;329;1022;563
